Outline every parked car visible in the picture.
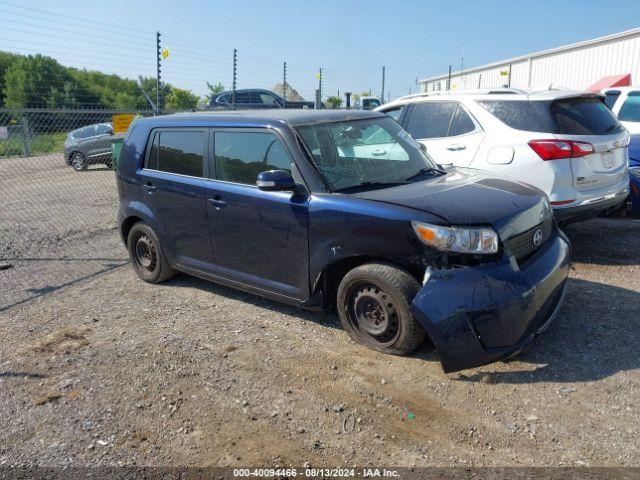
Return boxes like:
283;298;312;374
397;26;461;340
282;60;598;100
361;96;382;110
64;123;122;171
376;89;630;224
628;134;640;216
601;87;640;134
208;89;315;110
117;110;570;373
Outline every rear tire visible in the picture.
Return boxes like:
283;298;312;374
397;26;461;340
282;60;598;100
336;262;426;355
127;222;175;283
70;152;87;171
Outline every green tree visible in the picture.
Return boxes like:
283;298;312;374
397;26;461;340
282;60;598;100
326;96;343;109
165;87;200;110
204;81;225;103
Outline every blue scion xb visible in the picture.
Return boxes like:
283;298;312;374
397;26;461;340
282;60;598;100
116;110;570;373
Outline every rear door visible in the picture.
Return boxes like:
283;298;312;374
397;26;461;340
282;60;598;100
401;101;484;166
550;97;628;192
139;128;214;267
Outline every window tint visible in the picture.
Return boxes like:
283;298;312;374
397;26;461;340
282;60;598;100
215;131;291;185
404;102;456;139
217;93;231;103
149;130;204;177
604;91;621;110
551;98;623;135
235;92;255;104
618;92;640;122
478;98;623;135
449;106;476;136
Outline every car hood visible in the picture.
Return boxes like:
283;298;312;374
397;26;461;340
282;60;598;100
350;168;550;239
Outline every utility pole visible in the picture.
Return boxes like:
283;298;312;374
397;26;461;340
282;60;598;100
508;64;512;88
232;48;237;110
381;66;386;103
447;64;452;91
283;61;287;106
156;31;161;114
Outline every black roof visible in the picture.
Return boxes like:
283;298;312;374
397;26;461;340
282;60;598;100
135;109;386;128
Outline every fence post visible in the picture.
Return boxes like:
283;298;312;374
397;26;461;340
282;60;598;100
283;61;287;106
21;114;32;158
232;49;237;110
156;31;162;114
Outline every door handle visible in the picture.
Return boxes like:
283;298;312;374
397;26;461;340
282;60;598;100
143;182;156;193
208;197;227;209
446;144;466;151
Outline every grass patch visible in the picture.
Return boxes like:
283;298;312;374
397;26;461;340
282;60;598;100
29;325;91;353
0;132;67;157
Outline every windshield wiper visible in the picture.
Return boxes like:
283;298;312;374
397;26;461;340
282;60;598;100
604;124;620;133
333;180;408;193
404;167;447;181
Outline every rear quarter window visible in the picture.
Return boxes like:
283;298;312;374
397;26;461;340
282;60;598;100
478;98;622;135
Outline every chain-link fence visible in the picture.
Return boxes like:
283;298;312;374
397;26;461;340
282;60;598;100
0;108;160;311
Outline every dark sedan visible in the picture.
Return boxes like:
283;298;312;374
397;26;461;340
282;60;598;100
208;89;315;110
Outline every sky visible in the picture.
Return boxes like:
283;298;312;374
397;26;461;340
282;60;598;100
2;0;640;102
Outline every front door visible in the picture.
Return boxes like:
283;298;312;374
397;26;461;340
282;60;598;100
402;101;484;166
139;128;214;268
206;129;310;300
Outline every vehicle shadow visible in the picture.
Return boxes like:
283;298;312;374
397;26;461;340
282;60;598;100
563;217;640;266
162;274;342;331
456;277;640;384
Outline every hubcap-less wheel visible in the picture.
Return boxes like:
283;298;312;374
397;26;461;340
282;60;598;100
133;233;157;273
347;283;400;346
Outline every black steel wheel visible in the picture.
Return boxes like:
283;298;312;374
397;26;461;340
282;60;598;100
337;262;426;355
127;222;175;283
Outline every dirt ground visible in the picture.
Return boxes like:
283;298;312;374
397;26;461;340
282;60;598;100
1;153;639;468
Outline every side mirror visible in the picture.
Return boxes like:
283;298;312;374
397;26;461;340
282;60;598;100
256;170;296;191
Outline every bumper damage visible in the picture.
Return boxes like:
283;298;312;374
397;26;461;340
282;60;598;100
411;233;571;373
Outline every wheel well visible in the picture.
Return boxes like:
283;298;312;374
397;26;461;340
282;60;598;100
121;216;143;243
318;256;422;308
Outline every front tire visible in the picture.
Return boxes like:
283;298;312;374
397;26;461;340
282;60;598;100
127;222;175;283
336;262;426;355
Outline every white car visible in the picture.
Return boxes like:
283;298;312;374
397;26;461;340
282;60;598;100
376;88;629;223
602;86;640;134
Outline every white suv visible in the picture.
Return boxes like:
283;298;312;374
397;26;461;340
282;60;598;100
376;89;630;223
602;86;640;135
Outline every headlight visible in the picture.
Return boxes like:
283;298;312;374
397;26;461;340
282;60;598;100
412;221;499;254
629;167;640;179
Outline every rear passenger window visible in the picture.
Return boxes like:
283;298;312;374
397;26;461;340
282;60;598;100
214;131;291;185
147;130;204;177
404;102;456;139
449;106;476;136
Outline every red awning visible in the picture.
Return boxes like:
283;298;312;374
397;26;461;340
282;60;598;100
587;74;631;92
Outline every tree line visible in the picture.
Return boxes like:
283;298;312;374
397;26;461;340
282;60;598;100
0;51;222;110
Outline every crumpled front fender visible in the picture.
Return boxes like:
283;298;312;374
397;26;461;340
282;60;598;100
411;233;570;373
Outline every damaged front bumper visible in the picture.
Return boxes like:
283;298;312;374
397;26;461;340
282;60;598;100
411;232;571;373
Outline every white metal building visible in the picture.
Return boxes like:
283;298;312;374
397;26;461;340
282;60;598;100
420;28;640;93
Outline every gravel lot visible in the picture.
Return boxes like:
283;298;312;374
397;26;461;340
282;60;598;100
1;153;639;468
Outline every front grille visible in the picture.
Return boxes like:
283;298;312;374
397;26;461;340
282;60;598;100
505;217;554;262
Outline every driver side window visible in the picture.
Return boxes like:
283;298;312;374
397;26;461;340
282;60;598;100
214;131;292;185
